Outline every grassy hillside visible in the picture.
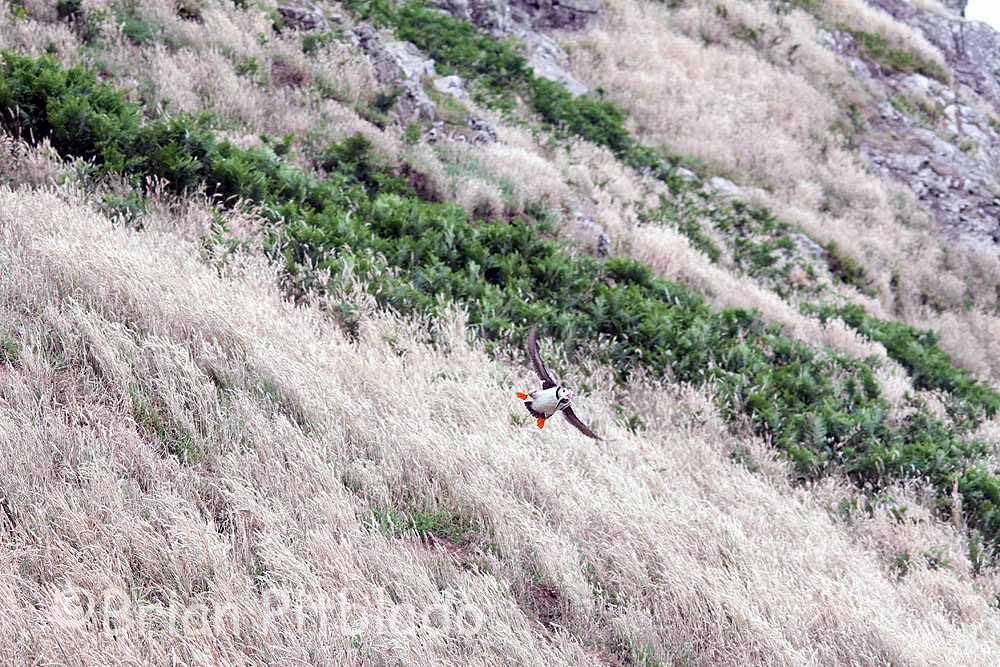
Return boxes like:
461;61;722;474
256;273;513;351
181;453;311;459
5;184;1000;664
1;0;1000;664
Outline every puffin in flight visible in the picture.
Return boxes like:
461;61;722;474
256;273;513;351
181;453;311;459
516;328;601;440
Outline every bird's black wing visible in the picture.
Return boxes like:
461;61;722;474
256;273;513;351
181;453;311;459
561;406;600;440
526;327;557;389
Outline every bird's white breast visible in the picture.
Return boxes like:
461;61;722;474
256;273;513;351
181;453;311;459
532;386;561;416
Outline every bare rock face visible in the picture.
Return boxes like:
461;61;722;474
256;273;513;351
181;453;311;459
432;74;470;101
276;2;344;31
511;0;600;31
432;0;514;33
939;0;967;16
820;1;1000;248
430;0;593;96
432;0;598;33
522;31;588;96
872;0;1000;110
573;211;611;257
355;27;438;123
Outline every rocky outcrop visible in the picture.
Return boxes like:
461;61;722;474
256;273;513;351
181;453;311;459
868;0;1000;111
523;31;588;96
430;0;592;96
432;74;470;101
512;0;600;31
860;68;1000;245
431;0;599;34
354;27;438;122
276;2;344;31
573;211;611;257
820;2;1000;248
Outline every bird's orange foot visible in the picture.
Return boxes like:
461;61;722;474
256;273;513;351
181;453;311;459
516;392;529;400
536;417;545;429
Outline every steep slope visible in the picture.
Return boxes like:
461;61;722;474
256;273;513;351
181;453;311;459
2;0;1000;663
3;186;1000;664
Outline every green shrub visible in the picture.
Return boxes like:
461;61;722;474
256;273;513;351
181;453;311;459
845;28;948;82
114;6;157;45
0;52;140;166
129;387;201;464
301;30;341;55
390;1;528;110
402;121;422;145
824;240;870;292
99;190;147;227
56;0;82;20
371;505;474;543
807;303;1000;424
0;332;17;364
643;194;820;295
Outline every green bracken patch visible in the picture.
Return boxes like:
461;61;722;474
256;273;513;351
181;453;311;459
0;331;17;364
807;303;1000;425
350;0;689;189
371;505;475;543
642;193;821;295
824;240;871;293
129;387;201;464
845;28;948;83
301;30;342;55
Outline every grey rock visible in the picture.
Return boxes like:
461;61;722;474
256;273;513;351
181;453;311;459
432;0;514;35
277;3;337;31
827;0;1000;250
792;233;827;263
433;75;470;100
573;211;611;256
425;121;445;143
380;41;436;80
897;153;930;174
429;0;598;100
468;116;498;144
596;232;611;257
511;0;600;31
522;31;588;96
708;176;741;198
360;35;438;122
434;0;600;33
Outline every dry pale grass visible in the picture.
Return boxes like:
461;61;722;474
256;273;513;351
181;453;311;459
3;186;1000;665
3;0;999;395
560;0;1000;383
0;0;905;382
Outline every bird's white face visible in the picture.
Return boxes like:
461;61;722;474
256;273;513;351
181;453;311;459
556;386;574;407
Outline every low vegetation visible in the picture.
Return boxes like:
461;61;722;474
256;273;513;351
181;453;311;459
4;50;1000;556
809;303;1000;425
642;193;822;295
9;185;999;664
353;0;689;189
844;27;949;82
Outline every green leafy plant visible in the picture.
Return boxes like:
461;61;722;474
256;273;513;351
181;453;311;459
845;28;948;82
129;387;201;464
807;303;1000;425
99;190;148;227
824;240;870;292
114;5;157;45
371;506;474;543
0;332;17;364
301;30;342;55
402;120;422;145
